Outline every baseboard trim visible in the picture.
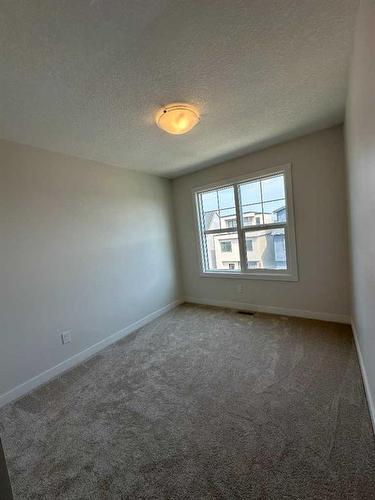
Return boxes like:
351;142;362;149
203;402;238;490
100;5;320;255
351;320;375;435
0;299;183;409
184;296;351;324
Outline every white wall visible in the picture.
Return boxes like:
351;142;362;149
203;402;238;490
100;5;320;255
345;0;375;424
173;126;350;322
0;139;181;403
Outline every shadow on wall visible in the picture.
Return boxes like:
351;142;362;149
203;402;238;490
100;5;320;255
0;438;13;500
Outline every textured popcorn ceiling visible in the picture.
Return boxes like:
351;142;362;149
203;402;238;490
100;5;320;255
0;0;358;177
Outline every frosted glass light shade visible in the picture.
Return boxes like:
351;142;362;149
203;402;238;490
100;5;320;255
156;103;200;135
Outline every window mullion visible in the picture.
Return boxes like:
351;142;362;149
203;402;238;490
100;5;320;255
245;222;287;233
198;194;209;271
234;183;247;272
259;178;265;225
204;228;238;235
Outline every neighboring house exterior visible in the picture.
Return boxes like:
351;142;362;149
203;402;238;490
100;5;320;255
205;207;286;271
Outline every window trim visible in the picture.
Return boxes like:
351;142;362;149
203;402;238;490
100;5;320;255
192;163;298;281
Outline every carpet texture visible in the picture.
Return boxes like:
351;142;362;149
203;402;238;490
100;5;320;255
0;304;374;499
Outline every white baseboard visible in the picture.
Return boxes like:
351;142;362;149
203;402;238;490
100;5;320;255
0;299;182;409
184;296;351;324
351;320;375;435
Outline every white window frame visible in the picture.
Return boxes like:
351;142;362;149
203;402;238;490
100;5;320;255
193;163;298;281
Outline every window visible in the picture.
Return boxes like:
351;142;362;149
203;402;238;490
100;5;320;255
225;219;236;228
220;241;232;252
248;261;258;269
246;239;253;252
194;164;298;281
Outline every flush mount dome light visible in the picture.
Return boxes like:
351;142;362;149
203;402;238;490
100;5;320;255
156;103;200;135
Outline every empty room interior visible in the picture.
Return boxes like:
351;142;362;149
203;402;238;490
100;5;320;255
1;1;375;498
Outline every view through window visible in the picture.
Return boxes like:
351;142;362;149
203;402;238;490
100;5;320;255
195;166;297;279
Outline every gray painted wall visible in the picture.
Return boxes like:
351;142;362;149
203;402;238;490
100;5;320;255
345;0;375;420
0;139;181;399
173;126;350;320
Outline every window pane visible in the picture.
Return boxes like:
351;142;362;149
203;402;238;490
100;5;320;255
200;187;236;231
220;207;237;229
261;174;285;202
218;186;235;209
244;228;287;270
239;173;286;226
201;191;218;212
220;207;236;218
241;203;263;226
204;232;240;271
203;210;220;231
239;180;261;205
263;200;287;223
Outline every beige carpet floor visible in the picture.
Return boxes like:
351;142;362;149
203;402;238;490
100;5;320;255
0;304;374;499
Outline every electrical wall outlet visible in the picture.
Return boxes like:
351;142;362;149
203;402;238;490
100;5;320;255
61;331;72;345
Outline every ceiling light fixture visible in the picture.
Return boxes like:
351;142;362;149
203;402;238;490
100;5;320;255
156;103;200;135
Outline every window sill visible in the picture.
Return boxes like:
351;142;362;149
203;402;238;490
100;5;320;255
199;271;299;282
